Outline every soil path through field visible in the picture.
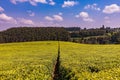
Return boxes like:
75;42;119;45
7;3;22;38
53;41;60;80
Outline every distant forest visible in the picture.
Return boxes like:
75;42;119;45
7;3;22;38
66;25;120;44
0;25;120;44
0;27;70;43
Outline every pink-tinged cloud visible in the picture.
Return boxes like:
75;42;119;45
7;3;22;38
0;6;4;12
10;0;17;4
18;18;34;25
0;13;17;23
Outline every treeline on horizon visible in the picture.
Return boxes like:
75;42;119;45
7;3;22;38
0;26;120;44
66;25;120;44
0;27;70;43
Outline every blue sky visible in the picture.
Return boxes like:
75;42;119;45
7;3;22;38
0;0;120;30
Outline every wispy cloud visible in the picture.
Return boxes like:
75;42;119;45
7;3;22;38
104;16;110;23
84;3;101;11
0;6;4;12
10;0;28;4
27;10;35;17
10;0;55;6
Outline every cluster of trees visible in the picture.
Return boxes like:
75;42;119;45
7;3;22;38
0;27;70;43
111;32;120;43
81;36;111;44
66;26;120;44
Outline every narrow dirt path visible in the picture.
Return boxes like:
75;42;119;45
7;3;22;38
53;41;77;80
53;41;60;80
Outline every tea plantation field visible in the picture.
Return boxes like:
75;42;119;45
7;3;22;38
60;42;120;80
0;41;58;80
1;41;120;80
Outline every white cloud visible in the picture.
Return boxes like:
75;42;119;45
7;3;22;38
84;3;101;11
45;16;53;21
34;0;47;3
53;15;63;21
0;6;4;12
79;12;89;18
49;0;55;5
27;10;35;16
75;12;94;22
0;13;35;26
29;0;47;6
103;4;120;14
10;0;56;6
0;13;17;23
18;18;34;25
45;13;63;22
62;1;78;8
